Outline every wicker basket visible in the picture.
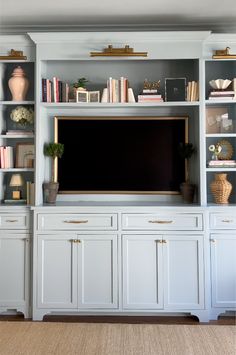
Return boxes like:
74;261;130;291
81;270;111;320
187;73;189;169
210;173;232;204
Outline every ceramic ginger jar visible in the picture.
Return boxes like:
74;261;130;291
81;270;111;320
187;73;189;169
8;66;29;101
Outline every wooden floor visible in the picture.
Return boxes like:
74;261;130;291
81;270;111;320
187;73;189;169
0;314;235;325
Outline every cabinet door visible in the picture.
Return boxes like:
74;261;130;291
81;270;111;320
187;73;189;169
37;234;78;309
78;234;118;309
211;233;236;308
0;234;30;307
123;234;163;309
163;235;204;309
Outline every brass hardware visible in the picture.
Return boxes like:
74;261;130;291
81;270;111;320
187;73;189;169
90;45;148;57
211;239;216;243
221;219;233;223
155;240;162;243
149;220;173;224
6;219;18;223
0;49;27;60
72;239;81;243
162;240;167;243
212;47;236;59
64;220;88;224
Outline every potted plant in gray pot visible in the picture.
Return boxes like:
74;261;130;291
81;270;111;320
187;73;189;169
178;142;196;203
43;142;64;204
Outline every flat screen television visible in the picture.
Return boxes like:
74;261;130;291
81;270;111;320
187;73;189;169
54;116;188;194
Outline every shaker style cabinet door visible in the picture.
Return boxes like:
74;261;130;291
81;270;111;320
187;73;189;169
211;233;236;308
122;234;163;309
78;234;118;309
0;234;30;309
163;235;205;310
37;234;78;309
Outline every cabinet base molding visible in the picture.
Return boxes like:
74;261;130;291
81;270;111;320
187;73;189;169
0;306;30;319
209;308;236;321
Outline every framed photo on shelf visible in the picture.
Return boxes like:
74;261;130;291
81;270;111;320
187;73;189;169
88;91;100;103
76;90;89;103
16;143;34;168
206;107;229;134
165;78;186;101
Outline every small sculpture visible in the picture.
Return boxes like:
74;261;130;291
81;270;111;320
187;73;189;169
143;79;160;93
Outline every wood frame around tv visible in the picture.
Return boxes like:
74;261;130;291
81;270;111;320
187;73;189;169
54;116;189;194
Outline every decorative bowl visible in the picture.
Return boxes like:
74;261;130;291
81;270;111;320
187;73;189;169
209;79;232;90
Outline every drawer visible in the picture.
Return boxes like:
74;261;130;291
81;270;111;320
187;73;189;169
122;213;203;231
37;213;118;231
0;214;29;229
210;213;236;230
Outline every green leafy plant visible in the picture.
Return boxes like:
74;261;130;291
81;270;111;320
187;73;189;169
44;143;64;182
178;142;196;182
73;77;89;89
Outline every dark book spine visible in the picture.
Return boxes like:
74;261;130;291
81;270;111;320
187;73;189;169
42;78;47;102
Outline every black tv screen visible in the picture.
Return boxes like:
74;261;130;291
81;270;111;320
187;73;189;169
55;116;188;194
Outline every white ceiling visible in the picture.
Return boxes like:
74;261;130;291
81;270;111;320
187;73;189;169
1;0;236;31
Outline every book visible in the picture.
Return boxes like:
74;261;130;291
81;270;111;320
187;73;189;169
208;160;236;167
4;199;27;204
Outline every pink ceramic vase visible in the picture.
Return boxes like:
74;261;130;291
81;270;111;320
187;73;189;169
8;66;29;101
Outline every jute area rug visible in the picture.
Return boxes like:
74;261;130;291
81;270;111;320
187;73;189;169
0;322;235;355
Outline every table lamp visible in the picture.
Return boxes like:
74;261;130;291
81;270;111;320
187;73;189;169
9;174;24;200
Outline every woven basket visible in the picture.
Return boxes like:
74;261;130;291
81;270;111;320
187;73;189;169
210;173;232;204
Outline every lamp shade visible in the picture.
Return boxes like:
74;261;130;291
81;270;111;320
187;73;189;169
9;174;24;187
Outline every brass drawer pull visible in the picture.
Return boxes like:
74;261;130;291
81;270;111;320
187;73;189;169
71;239;81;243
5;219;18;223
64;220;88;224
149;220;173;224
221;219;233;223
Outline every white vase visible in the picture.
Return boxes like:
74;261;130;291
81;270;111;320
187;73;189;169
8;66;29;101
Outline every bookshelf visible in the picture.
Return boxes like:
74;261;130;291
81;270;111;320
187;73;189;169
0;37;35;205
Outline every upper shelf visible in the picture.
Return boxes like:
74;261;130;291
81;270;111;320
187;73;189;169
40;101;200;108
0;101;35;105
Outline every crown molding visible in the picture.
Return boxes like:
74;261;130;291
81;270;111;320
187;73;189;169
0;22;236;35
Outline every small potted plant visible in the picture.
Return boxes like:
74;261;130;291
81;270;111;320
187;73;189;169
178;142;196;203
73;77;89;91
43;143;64;204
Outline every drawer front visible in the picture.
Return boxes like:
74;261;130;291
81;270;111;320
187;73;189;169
37;214;118;231
210;213;236;230
0;214;29;229
122;213;203;231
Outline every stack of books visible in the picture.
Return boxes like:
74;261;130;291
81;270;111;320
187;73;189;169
0;146;14;168
208;160;236;168
106;77;129;103
208;90;235;100
186;81;199;101
138;88;163;103
26;181;35;205
42;77;70;103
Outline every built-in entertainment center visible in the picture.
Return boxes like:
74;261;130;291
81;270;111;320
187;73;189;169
0;31;235;321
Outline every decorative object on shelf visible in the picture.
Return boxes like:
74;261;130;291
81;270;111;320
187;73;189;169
8;66;29;101
217;140;234;160
16;143;34;168
209;143;222;161
210;173;232;204
0;49;27;60
101;88;108;103
88;91;100;103
76;90;89;103
165;78;186;102
9;173;24;200
10;106;34;128
128;88;136;103
43;142;64;204
138;79;163;103
209;79;232;90
90;45;148;57
212;47;236;59
178;142;196;203
205;107;230;134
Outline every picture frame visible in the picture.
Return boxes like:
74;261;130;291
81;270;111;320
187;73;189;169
16;143;34;168
165;78;186;102
88;91;100;103
76;90;89;103
206;107;229;134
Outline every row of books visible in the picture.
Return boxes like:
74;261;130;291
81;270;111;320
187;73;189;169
6;130;34;136
186;81;199;101
107;77;129;103
42;78;70;102
208;160;236;167
208;90;236;100
0;146;14;169
26;181;35;205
